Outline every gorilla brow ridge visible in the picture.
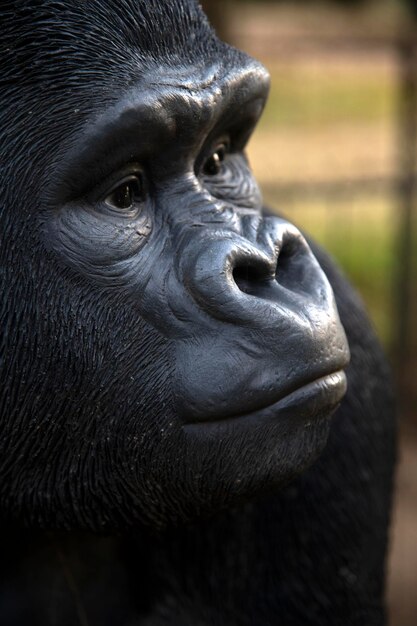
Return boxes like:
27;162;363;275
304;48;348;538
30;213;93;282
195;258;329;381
0;0;234;216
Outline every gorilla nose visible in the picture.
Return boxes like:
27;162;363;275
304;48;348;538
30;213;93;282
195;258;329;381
183;216;335;326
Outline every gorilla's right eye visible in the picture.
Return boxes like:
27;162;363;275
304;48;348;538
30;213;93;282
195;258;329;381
202;142;229;176
105;175;145;210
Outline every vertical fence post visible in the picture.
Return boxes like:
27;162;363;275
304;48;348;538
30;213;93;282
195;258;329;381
394;34;417;417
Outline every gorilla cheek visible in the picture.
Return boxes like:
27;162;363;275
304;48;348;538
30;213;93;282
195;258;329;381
46;203;152;282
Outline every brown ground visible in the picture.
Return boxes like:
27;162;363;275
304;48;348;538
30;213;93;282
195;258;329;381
388;423;417;626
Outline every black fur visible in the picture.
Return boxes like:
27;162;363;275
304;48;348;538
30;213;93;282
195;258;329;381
0;1;395;624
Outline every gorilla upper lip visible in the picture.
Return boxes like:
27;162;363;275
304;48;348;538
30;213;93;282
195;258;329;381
185;369;347;427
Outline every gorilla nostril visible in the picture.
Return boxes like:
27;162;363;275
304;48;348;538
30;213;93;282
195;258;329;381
233;264;271;295
275;245;292;280
275;237;306;291
232;236;304;298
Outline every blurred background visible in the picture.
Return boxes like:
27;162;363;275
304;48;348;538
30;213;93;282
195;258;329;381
202;0;416;623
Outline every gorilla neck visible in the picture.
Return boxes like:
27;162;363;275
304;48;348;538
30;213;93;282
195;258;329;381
0;514;258;626
0;531;142;625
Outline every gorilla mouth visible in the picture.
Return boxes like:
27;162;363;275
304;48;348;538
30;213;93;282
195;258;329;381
186;371;347;428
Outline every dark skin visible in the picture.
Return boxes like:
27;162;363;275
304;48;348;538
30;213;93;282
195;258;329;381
0;1;394;624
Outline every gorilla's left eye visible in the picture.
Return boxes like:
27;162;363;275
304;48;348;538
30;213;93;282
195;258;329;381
105;175;145;210
203;143;229;176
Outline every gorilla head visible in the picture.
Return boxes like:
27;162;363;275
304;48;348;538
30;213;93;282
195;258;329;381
0;0;349;530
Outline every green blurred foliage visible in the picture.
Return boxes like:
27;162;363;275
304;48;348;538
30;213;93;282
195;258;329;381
261;73;393;129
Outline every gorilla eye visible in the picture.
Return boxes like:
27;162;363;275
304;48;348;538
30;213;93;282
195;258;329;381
203;143;228;176
105;175;145;210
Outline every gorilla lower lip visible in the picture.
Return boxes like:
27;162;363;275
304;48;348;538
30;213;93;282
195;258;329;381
267;370;347;420
187;371;347;428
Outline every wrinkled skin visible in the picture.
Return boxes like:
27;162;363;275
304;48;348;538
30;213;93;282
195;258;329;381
0;1;395;625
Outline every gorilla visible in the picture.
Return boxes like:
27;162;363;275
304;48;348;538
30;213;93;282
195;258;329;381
0;1;395;624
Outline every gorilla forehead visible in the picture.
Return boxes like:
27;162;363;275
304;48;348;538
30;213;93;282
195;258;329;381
1;0;229;85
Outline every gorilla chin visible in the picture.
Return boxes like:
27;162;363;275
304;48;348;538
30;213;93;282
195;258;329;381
173;373;347;519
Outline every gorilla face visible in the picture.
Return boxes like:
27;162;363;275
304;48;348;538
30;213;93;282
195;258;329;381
0;0;349;530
